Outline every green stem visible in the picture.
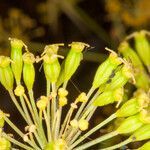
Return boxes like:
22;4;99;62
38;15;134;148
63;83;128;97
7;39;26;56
43;110;51;142
29;90;47;146
2;133;34;150
9;91;27;123
101;138;132;150
74;87;95;120
20;96;33;124
4;117;37;149
46;80;51;137
70;113;116;149
51;83;56;138
73;131;118;150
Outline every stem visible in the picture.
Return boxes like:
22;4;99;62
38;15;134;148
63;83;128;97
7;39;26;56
70;113;116;149
43;110;51;142
46;80;51;138
73;131;118;150
9;91;27;122
74;87;95;120
55;107;62;139
28;90;39;124
101;138;132;150
51;83;56;133
19;96;33;124
4;117;36;148
2;133;34;150
29;90;47;146
23;94;37;124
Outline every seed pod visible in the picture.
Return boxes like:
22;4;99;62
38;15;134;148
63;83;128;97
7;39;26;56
10;38;24;85
92;51;122;89
44;142;54;150
134;31;150;69
23;52;35;90
0;137;11;150
131;124;150;141
138;141;150;150
0;56;14;90
118;41;143;69
118;41;150;90
116;98;139;117
42;44;63;83
64;42;89;82
93;88;123;106
117;114;143;134
105;63;134;90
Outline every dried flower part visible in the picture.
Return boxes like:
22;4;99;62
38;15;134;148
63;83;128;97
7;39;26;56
131;124;150;141
69;42;89;52
113;87;124;102
58;88;68;97
36;96;48;110
134;90;150;109
76;92;88;103
70;119;78;128
14;85;25;96
0;56;11;68
138;141;150;150
23;134;29;142
42;44;64;56
117;114;143;134
59;97;68;107
28;125;36;133
23;52;35;64
0;137;11;150
139;108;150;124
10;38;24;85
134;31;150;69
78;119;89;131
92;51;122;89
0;58;14;90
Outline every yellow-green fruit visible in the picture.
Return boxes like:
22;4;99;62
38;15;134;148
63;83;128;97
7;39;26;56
92;52;122;89
0;56;14;90
116;98;139;117
118;41;150;90
117;114;143;134
23;52;35;90
134;31;150;68
64;49;83;82
131;124;150;141
10;38;24;85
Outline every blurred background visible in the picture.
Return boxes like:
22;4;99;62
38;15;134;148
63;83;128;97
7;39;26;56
0;0;150;149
